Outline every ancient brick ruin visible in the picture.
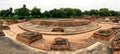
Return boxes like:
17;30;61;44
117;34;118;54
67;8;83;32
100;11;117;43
110;26;120;32
0;26;10;30
30;19;91;27
0;30;5;36
92;29;115;41
50;37;70;50
5;19;18;25
16;31;42;44
111;32;120;54
112;37;120;51
52;28;64;32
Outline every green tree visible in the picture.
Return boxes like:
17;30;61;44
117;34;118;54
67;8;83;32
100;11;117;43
99;8;109;16
83;10;90;15
0;10;7;17
14;4;30;19
0;7;13;17
9;7;13;16
49;9;61;18
19;4;30;17
89;9;99;15
109;10;118;16
31;7;41;18
42;11;51;18
42;8;82;18
14;8;20;15
74;9;82;16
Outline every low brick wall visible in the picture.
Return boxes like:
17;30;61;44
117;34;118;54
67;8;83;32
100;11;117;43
16;32;42;44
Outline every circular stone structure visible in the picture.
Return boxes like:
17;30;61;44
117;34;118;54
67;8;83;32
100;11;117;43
18;19;100;35
5;18;116;52
29;19;91;27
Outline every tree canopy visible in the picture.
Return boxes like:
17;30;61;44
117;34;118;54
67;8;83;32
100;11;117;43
31;7;41;18
0;4;120;19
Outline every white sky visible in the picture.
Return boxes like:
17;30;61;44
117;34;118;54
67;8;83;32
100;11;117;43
0;0;120;12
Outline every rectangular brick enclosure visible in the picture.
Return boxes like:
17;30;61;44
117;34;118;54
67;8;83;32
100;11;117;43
16;32;42;44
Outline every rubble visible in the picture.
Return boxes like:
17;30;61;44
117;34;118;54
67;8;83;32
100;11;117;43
111;32;120;54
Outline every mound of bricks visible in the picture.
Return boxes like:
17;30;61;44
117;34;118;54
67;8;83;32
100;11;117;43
92;29;115;41
112;32;120;54
16;31;42;44
5;19;18;25
0;30;5;36
110;26;120;32
52;28;64;32
112;38;120;51
0;26;10;30
50;37;70;50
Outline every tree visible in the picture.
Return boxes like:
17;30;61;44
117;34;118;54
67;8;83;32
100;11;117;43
109;10;118;16
41;8;82;18
0;7;13;17
14;8;20;15
99;8;109;16
19;4;30;17
83;10;90;15
0;10;7;17
89;9;99;15
41;11;51;18
31;7;41;18
14;4;30;19
74;9;82;16
9;7;13;16
117;11;120;16
49;9;61;18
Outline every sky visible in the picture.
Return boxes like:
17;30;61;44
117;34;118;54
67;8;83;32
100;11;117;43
0;0;120;12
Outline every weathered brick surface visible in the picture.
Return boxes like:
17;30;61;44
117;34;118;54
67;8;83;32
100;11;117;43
50;38;70;50
5;19;18;25
92;29;116;41
52;28;64;32
30;19;91;27
0;30;5;36
16;32;42;44
0;26;10;30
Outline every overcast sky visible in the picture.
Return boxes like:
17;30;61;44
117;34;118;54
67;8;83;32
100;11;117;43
0;0;120;12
